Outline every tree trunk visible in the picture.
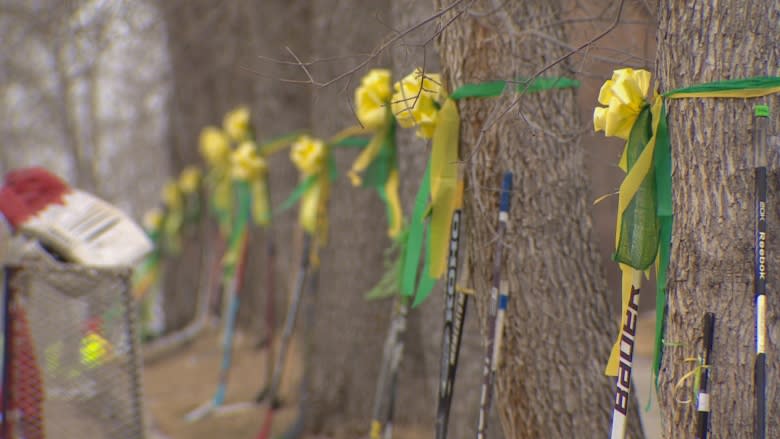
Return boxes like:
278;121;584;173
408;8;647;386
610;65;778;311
434;1;646;437
159;0;309;332
390;2;496;437
305;1;394;436
655;1;779;437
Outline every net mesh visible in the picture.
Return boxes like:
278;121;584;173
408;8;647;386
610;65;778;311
3;262;145;439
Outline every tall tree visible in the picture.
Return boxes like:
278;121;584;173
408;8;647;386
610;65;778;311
390;1;497;437
433;1;646;437
158;0;309;331
655;1;779;437
304;1;394;436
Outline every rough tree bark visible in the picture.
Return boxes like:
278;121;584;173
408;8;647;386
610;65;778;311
655;1;779;437
434;1;646;437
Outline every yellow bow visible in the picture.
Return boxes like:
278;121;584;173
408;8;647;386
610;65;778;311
223;106;252;143
231;141;270;226
390;68;463;279
355;69;392;130
348;69;404;239
178;166;202;194
291;136;330;239
593;68;651;140
595;68;662;376
199;126;234;235
143;207;164;233
391;68;442;140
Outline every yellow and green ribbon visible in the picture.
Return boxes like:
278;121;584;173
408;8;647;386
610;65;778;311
395;70;580;306
132;208;165;299
596;71;780;383
349;69;405;239
200;125;234;237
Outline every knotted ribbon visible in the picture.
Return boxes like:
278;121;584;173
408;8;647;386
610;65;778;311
393;68;580;306
595;69;780;382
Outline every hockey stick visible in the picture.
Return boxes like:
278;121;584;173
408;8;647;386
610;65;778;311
609;270;642;439
696;312;715;439
369;294;410;439
186;180;253;422
275;266;319;439
254;233;312;438
475;172;512;439
435;204;464;439
753;104;769;439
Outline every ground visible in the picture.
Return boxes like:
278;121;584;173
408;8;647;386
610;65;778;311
141;313;661;439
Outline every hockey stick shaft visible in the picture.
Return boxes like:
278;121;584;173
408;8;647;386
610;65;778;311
609;270;642;439
263;233;311;402
435;208;464;439
753;105;768;439
264;239;277;391
369;297;400;439
380;297;409;439
476;172;513;439
276;268;320;439
697;312;715;439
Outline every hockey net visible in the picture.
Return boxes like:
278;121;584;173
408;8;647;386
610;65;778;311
2;261;145;439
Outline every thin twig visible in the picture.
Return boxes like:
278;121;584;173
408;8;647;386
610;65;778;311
464;0;627;164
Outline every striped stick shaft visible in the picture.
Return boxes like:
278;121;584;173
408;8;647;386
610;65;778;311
435;208;463;439
476;286;498;439
255;234;311;439
476;172;513;439
492;280;509;369
214;231;250;406
278;268;319;439
370;296;402;439
754;107;769;439
383;298;409;439
609;271;642;439
265;234;311;402
264;239;276;388
214;289;240;406
697;313;715;439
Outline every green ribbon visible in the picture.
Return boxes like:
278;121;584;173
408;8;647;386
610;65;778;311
611;76;780;388
613;106;659;269
330;136;371;148
401;162;434;302
223;181;251;281
275;175;318;214
449;76;580;100
403;76;580;307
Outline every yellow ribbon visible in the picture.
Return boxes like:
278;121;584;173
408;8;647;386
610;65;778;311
390;68;442;139
427;98;463;278
291;135;330;240
231;141;270;226
672;357;707;404
389;68;463;279
347;80;404;239
223;106;252;143
347;121;388;187
178;166;202;194
593;68;651;140
597;70;780;376
384;168;403;238
199;126;234;235
355;68;392;130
